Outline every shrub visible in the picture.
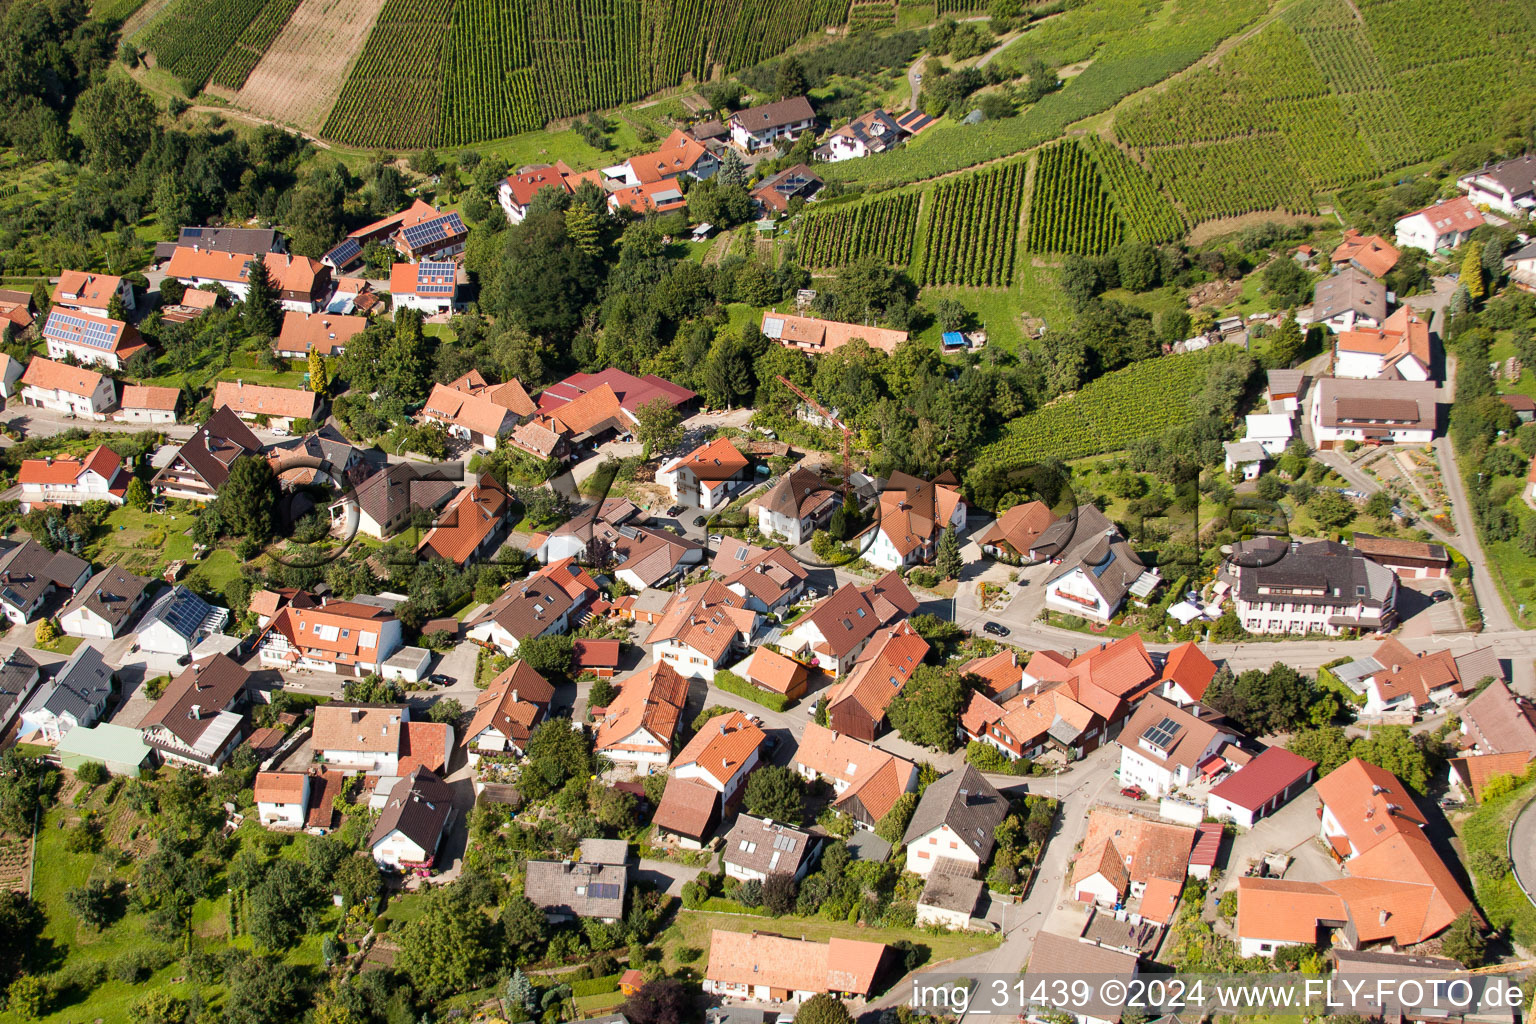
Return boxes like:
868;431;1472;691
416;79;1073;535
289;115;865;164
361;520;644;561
74;761;108;787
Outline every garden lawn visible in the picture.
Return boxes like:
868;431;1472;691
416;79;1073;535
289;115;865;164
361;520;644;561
573;992;625;1015
85;507;201;578
664;909;1000;975
34;634;84;655
1456;775;1536;949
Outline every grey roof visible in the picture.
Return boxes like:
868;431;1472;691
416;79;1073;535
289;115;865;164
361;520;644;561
1266;368;1304;396
1231;538;1396;612
0;648;40;722
1312;267;1387;322
579;838;630;865
707;1009;765;1024
845;828;892;863
732;95;814;133
918;871;985;915
137;653;249;751
1041;505;1148;608
1223;440;1268;464
23;644;111;724
369;766;454;852
1454;648;1504;689
1331;948;1461;972
1467;154;1536;198
524;858;628;919
901;764;1007;863
722;815;815;876
140;586;216;642
1461;679;1536;755
0;540;90;611
60;566;154;630
268;425;359;472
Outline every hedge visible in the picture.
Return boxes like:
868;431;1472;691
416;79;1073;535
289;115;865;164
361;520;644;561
570;974;623;998
711;670;790;713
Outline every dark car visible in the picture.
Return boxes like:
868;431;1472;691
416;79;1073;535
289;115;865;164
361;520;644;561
1431;590;1453;603
693;515;708;527
983;621;1010;637
666;504;686;517
428;674;450;686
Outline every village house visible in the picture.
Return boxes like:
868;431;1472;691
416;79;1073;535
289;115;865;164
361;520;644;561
859;471;967;571
537;368;696;431
1039;504;1158;622
135;586;228;659
712;538;808;613
816;109;907;162
1244;412;1294;456
259;599;404;677
155;226;284;263
722;816;819;883
525;850;629;923
1310;267;1388;333
272;311;369;360
652;776;724;849
1207;746;1317;827
1117;695;1242;799
729;95;816;151
604;128;719;188
1333;637;1501;715
703;930;888;1004
392;209;468;261
369;767;456;873
1350;534;1452;583
312;704;452;777
960;648;1026;702
734;646;810;702
464;559;599;655
17;445;131;512
1023;633;1156;733
0;293;33;336
760;310;908;356
1310;377;1438;447
0;649;40;736
916;872;986;931
751;164;822;214
755;468;839;544
416;478;511;566
1070;809;1195;926
166;248;331;312
463;660;555;764
959;683;1104;763
254;771;311;829
137;654;250;771
1333;307;1434;381
1331;229;1399;278
1394;196;1485;253
0;352;23;398
389;261;461;314
59;566;154;639
51;270;135;319
671;710;765;808
902;765;1007;878
647;580;760;681
776;572;918;677
0;539;91;625
1456;154;1536;217
115;385;180;424
42;308;146;370
978;500;1057;563
794;722;918;829
335;462;459;540
824;622;928;742
539;500;704;589
659;435;751;510
420;370;536;449
1460;678;1536;756
497;166;574;225
19;356;116;419
1235;758;1472;956
592;660;690;775
1267;368;1305;412
1448;750;1534;801
152;407;262;502
269;428;368;491
608;179;689;215
1155;642;1220;706
1025;933;1141;1024
1223;440;1268;480
18;644;113;743
213;380;319;433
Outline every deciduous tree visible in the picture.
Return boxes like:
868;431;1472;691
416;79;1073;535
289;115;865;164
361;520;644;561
395;887;500;1003
743;765;806;824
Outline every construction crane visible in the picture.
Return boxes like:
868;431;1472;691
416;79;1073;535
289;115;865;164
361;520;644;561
776;375;853;500
1469;958;1536;975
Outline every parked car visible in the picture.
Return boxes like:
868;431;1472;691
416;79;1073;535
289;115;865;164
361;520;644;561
1431;590;1453;603
1120;785;1145;800
983;621;1010;637
692;515;708;527
666;504;686;517
428;673;450;686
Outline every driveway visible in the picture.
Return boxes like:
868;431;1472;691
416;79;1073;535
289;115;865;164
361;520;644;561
637;857;706;896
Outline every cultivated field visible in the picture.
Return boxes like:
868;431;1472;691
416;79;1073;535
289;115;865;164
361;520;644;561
234;0;391;132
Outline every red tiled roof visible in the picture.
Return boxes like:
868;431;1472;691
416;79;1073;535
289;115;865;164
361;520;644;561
1208;746;1316;812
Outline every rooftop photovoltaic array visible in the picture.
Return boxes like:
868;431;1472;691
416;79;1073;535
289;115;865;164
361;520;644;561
45;311;122;351
1143;716;1183;750
324;237;362;266
416;262;456;297
772;833;797;851
401;213;465;251
156;588;214;638
588;883;621;900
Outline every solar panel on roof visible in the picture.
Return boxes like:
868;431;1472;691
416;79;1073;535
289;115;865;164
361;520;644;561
1143;716;1183;750
401;213;465;251
325;237;362;266
158;588;213;637
772;834;796;851
588;883;620;900
46;311;121;350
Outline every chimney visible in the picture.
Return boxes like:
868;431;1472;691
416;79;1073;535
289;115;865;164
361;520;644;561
511;689;518;703
350;708;362;722
189;704;201;719
1379;909;1390;926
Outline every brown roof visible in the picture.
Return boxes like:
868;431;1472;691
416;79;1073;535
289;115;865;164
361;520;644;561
718;543;808;607
213;381;318;421
593;661;690;755
120;385;180;412
466;661;555;747
21;356;105;398
757;468;838;519
1350;532;1448;565
1461;679;1536;755
760;311;908;355
1448;752;1534;800
646;580;757;664
673;711;765;786
722;815;815;876
349;463;459;532
312;704;407;754
706;930;886;996
978;500;1057;555
1073;809;1195;892
1026;932;1138;1020
731;95;815;132
1312;266;1388;322
276;311;367;356
254;771;307;804
138;653;250;749
652;776;720;839
1119;694;1228;774
367;766;453;853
